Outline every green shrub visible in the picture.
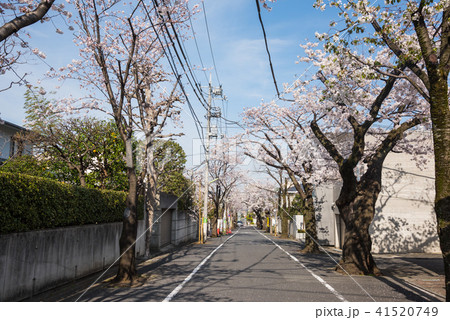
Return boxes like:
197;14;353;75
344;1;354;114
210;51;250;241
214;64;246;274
0;172;143;234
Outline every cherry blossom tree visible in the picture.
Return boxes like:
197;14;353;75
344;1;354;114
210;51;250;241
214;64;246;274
264;167;290;236
48;0;192;283
241;103;329;253
225;186;247;227
1;0;54;41
291;34;430;274
137;81;182;258
241;181;276;230
207;141;242;237
310;0;449;299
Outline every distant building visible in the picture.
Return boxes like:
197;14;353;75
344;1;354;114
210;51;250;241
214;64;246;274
0;119;33;164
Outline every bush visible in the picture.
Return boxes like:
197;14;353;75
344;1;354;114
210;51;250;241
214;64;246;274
0;172;143;234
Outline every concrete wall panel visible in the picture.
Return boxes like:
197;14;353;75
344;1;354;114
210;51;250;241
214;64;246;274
0;221;144;301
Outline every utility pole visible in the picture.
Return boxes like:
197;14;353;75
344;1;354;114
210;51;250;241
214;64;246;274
201;75;223;243
201;78;212;243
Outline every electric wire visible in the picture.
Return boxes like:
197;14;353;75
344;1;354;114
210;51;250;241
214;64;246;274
159;1;229;144
148;1;235;160
201;1;221;86
143;1;206;152
254;0;294;103
186;1;209;83
151;0;234;158
152;0;210;110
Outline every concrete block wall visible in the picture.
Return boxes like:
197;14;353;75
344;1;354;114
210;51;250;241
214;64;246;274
313;185;338;246
0;209;199;301
149;209;165;250
0;221;146;302
172;210;198;245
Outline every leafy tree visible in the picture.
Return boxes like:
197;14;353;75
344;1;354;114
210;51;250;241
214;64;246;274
289;194;305;217
26;115;128;189
23;87;128;190
84;121;128;191
0;154;55;179
154;140;193;210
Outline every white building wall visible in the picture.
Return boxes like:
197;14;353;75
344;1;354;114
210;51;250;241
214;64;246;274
371;145;440;253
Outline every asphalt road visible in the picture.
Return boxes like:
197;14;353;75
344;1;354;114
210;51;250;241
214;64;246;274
49;226;441;302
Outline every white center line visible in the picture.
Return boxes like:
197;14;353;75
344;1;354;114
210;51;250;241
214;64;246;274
257;229;348;302
162;230;239;302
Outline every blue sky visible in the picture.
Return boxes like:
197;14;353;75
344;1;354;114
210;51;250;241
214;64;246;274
0;0;335;169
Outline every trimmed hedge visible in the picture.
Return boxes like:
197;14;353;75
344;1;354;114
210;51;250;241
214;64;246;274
0;172;143;234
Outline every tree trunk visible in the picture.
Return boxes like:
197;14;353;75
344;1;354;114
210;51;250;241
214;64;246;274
336;169;382;276
211;213;218;237
284;166;320;251
280;211;289;237
255;210;264;230
276;187;281;236
144;182;157;258
302;182;321;253
144;143;157;258
115;138;138;283
429;76;450;301
279;185;289;237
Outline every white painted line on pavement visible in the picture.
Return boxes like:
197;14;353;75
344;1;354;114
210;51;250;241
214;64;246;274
257;229;348;302
162;230;239;302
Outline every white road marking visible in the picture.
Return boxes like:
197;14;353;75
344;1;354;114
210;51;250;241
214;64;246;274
162;230;239;302
257;229;348;302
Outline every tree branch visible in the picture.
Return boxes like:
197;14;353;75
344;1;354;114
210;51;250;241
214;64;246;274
310;120;344;168
0;0;55;42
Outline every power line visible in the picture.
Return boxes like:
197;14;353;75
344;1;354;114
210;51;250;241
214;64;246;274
186;1;209;83
152;0;210;110
147;1;233;156
201;1;221;86
163;5;210;108
254;0;294;103
143;1;206;152
160;1;228;143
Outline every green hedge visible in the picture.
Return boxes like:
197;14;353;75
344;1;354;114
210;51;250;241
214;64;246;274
0;172;143;234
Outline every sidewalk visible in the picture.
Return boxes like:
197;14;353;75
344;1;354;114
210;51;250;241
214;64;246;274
325;247;446;301
270;231;446;301
373;252;446;301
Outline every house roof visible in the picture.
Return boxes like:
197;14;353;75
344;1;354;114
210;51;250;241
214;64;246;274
0;119;27;132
